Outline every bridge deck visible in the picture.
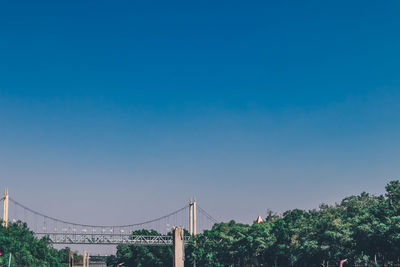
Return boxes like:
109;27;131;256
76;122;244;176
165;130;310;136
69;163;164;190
35;233;190;245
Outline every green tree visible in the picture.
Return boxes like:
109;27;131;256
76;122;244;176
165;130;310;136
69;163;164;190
111;229;173;267
0;221;64;266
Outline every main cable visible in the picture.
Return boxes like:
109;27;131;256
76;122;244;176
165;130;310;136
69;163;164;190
9;197;188;228
197;205;218;223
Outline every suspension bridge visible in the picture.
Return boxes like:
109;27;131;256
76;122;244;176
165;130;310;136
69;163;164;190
0;189;217;246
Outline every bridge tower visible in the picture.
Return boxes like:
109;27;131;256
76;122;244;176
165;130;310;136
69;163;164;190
193;198;197;235
189;198;197;236
2;188;8;228
189;199;192;235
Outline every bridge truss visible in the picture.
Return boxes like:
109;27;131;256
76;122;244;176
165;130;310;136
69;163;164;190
35;232;190;245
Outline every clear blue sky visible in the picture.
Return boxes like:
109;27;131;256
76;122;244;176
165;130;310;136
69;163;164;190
1;0;400;227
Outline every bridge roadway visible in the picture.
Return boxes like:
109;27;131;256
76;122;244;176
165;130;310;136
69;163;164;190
34;233;191;245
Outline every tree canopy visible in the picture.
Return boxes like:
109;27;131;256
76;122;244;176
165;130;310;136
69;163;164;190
111;180;400;266
0;221;66;266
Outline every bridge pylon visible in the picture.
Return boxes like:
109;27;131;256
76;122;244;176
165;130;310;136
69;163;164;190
2;188;8;228
189;197;197;236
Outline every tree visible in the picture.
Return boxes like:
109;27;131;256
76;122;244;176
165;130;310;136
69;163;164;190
0;221;64;266
110;229;173;267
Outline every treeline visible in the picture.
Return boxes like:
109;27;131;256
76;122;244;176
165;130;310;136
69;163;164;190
110;181;400;267
107;229;174;266
0;221;73;266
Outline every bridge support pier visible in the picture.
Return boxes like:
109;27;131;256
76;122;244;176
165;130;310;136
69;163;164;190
173;227;184;267
83;250;89;267
69;250;74;267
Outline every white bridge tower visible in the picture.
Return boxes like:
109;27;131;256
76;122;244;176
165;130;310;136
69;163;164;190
2;188;8;228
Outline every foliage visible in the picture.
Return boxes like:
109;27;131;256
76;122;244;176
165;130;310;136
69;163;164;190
0;221;66;266
114;229;173;267
112;180;400;266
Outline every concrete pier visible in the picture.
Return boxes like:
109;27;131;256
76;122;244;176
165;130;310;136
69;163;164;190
173;227;184;267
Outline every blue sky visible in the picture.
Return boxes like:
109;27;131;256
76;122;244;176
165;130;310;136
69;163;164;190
1;0;400;228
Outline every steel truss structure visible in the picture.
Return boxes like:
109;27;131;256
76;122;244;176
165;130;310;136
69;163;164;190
34;233;190;245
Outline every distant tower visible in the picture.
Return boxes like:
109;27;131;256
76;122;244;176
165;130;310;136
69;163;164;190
2;189;8;228
256;215;263;224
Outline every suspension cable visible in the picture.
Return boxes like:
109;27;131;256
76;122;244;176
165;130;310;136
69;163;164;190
9;197;188;228
197;205;218;223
